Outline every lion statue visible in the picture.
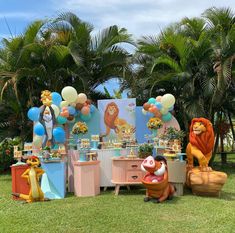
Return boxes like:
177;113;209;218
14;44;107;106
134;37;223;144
104;102;127;136
186;117;214;171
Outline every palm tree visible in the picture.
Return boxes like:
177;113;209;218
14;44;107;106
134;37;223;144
50;12;135;94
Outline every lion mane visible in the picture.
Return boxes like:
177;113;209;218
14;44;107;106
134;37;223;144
189;118;214;155
104;102;119;130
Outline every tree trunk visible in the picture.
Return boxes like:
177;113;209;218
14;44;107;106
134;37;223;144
227;110;235;143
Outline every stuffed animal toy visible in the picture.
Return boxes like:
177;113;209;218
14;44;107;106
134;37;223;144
141;155;175;203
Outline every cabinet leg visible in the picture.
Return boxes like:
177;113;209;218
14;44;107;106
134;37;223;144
114;185;120;195
127;185;131;191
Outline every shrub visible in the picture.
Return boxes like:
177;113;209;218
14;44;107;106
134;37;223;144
0;137;22;172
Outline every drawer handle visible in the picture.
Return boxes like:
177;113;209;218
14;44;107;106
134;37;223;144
131;176;138;180
131;165;138;168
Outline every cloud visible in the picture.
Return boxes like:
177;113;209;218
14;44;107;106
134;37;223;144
50;0;235;37
0;12;40;20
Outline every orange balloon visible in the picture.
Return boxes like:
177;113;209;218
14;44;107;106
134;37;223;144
143;103;150;111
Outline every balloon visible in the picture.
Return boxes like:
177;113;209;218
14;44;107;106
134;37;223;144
75;103;84;110
34;122;45;136
161;94;175;108
156;96;162;102
148;98;156;104
162;112;172;122
80;113;91;122
168;105;174;111
60;110;69;118
27;107;40;121
53;127;65;143
143;103;150;111
57;116;67;124
154;111;162;118
77;93;87;104
60;101;69;108
142;109;147;115
160;107;168;115
33;135;43;148
61;86;78;103
70;102;76;107
67;115;74;121
90;104;96;114
86;99;92;105
76;110;81;116
51;104;60;117
148;107;154;113
68;106;76;115
155;102;162;110
51;92;62;106
81;106;90;115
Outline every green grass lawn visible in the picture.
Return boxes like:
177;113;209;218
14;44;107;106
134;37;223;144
1;162;235;233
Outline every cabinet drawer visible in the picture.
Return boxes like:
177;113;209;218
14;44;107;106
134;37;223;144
126;161;142;170
126;171;143;182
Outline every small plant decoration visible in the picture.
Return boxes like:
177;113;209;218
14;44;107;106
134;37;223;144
138;143;154;158
72;122;88;135
160;127;185;141
147;117;163;130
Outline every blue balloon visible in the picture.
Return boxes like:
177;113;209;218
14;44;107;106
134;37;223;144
148;98;156;104
53;127;65;143
155;102;162;110
57;116;67;124
162;112;172;122
27;107;40;121
34;122;45;136
68;106;76;115
52;92;62;106
76;110;81;116
80;113;91;122
90;104;96;114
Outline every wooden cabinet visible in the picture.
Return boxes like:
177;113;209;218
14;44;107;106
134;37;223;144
111;158;145;195
74;161;100;197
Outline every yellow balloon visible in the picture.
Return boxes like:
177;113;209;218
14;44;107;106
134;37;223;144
161;94;175;108
60;101;69;108
61;86;78;103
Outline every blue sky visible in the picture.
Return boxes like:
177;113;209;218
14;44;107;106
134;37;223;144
0;0;234;96
0;0;234;39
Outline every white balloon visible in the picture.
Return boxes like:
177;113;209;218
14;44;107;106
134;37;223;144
77;93;87;104
61;86;78;103
160;107;169;115
60;101;69;108
161;94;175;108
51;104;60;117
142;108;147;115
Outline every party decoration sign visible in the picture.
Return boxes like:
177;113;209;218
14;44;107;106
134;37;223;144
98;98;136;141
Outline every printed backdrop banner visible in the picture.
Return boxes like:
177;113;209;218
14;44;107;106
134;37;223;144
98;98;136;141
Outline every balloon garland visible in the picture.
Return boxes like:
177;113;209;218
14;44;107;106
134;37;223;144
142;93;175;123
27;87;96;148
